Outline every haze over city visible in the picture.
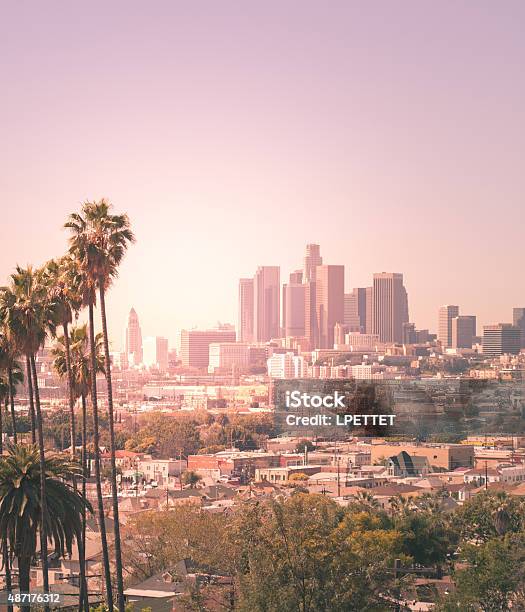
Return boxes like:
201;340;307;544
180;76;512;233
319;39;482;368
2;1;524;347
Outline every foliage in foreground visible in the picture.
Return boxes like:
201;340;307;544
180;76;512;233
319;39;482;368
122;490;525;612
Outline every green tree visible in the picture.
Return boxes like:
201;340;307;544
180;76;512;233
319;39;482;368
437;535;525;612
182;471;202;489
125;414;201;458
453;491;525;543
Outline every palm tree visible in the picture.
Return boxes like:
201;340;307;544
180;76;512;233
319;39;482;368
0;265;57;602
66;199;134;612
0;444;91;611
0;332;26;444
43;256;82;465
0;376;7;453
353;490;381;511
62;234;113;610
53;324;104;612
0;376;12;612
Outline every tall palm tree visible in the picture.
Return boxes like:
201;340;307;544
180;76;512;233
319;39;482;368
0;377;12;612
43;257;82;466
0;332;26;444
0;376;7;453
53;324;105;611
66;199;134;612
59;244;113;609
0;444;91;612
0;266;57;603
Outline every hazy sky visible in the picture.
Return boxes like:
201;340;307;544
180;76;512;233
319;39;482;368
1;1;524;349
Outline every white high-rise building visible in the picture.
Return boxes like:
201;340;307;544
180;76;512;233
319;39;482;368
438;305;460;348
143;336;169;372
267;352;307;379
125;307;143;366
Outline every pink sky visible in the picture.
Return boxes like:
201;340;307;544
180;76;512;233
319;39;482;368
1;1;524;348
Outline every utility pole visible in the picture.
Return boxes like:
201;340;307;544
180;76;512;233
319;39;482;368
179;449;183;490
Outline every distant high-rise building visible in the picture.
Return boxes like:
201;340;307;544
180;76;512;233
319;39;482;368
180;329;237;368
238;278;254;342
482;324;521;357
303;245;323;348
282;272;306;337
304;282;318;348
344;288;368;332
438;305;460;348
452;316;476;349
365;287;373;333
289;270;303;284
143;336;169;371
253;266;280;342
125;307;143;366
513;308;525;348
303;243;322;283
372;273;409;344
403;322;417;345
315;265;345;349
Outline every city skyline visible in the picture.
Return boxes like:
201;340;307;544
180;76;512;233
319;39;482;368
119;241;522;355
2;2;524;346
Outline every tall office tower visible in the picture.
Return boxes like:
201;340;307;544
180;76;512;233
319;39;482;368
143;336;169;371
238;278;254;342
438;305;460;348
315;265;345;348
513;308;525;348
365;286;373;333
452;316;476;349
303;243;323;283
482;324;521;357
125;307;143;366
372;273;409;344
253;266;280;342
282;274;306;337
180;329;237;368
344;288;368;332
289;270;303;284
304;282;318;348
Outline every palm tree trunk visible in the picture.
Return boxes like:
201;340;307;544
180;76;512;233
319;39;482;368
62;320;77;466
79;392;89;612
98;284;125;612
30;355;50;612
88;303;114;611
7;367;17;444
76;523;88;612
17;553;31;612
3;541;13;612
3;396;10;449
25;356;37;444
0;396;3;455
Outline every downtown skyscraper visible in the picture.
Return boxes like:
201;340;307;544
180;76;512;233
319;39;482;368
372;273;409;344
282;270;306;338
315;265;345;348
238;278;254;342
438;305;460;348
253;266;280;342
